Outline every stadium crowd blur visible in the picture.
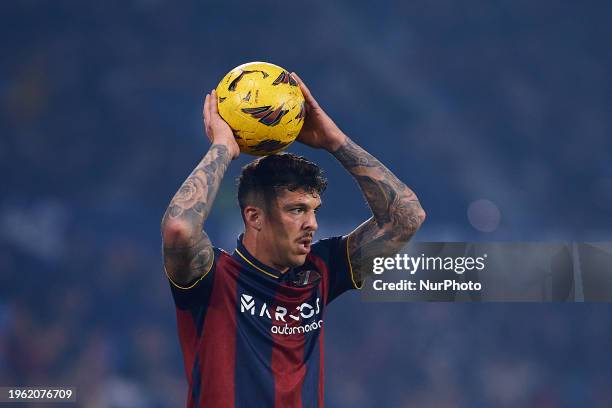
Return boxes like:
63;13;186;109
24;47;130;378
2;1;611;406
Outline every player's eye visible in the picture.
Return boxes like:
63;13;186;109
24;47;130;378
289;208;304;214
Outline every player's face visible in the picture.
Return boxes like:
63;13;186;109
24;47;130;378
262;188;321;269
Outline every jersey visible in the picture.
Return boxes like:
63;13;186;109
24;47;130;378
167;235;363;408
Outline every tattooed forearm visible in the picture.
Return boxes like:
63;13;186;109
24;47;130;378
333;137;424;234
163;144;231;227
161;144;232;283
333;138;425;279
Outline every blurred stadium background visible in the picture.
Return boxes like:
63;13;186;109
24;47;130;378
2;1;612;406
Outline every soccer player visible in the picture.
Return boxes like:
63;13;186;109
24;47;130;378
161;73;425;407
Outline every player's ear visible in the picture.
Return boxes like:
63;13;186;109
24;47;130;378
243;205;263;231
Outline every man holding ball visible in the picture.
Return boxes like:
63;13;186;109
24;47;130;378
161;72;425;407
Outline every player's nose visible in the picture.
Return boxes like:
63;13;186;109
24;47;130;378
304;211;318;232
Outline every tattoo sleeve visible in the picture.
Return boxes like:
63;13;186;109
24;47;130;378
332;137;425;282
161;144;232;285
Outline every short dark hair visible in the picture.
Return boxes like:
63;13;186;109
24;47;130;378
237;153;327;212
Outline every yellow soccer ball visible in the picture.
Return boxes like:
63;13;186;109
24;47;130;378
215;62;305;156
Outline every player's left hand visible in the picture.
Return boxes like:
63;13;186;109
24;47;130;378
291;73;347;152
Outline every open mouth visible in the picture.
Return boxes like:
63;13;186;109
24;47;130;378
297;237;312;254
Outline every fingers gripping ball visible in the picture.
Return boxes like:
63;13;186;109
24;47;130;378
215;62;305;156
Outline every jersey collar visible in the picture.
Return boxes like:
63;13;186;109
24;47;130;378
233;234;284;280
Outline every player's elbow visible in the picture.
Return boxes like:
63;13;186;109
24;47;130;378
395;202;426;241
415;205;426;227
161;218;195;247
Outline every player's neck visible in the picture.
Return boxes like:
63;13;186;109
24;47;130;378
242;230;290;274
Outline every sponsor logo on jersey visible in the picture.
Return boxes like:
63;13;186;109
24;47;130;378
240;293;323;335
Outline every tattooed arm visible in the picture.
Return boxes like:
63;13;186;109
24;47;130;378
291;73;426;283
161;90;239;285
332;138;425;282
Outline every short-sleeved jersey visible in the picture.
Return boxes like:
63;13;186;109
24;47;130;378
167;235;362;408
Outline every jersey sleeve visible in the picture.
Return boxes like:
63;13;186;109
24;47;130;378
165;247;223;310
310;236;363;305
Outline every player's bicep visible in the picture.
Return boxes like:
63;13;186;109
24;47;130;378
163;230;214;289
347;217;409;281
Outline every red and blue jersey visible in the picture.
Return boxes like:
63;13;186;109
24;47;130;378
168;235;362;408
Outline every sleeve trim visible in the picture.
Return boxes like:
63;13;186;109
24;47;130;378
345;235;364;290
164;251;215;290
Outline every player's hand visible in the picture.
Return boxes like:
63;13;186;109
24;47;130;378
204;90;240;159
291;73;347;152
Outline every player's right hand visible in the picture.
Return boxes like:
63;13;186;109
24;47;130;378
204;90;240;159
